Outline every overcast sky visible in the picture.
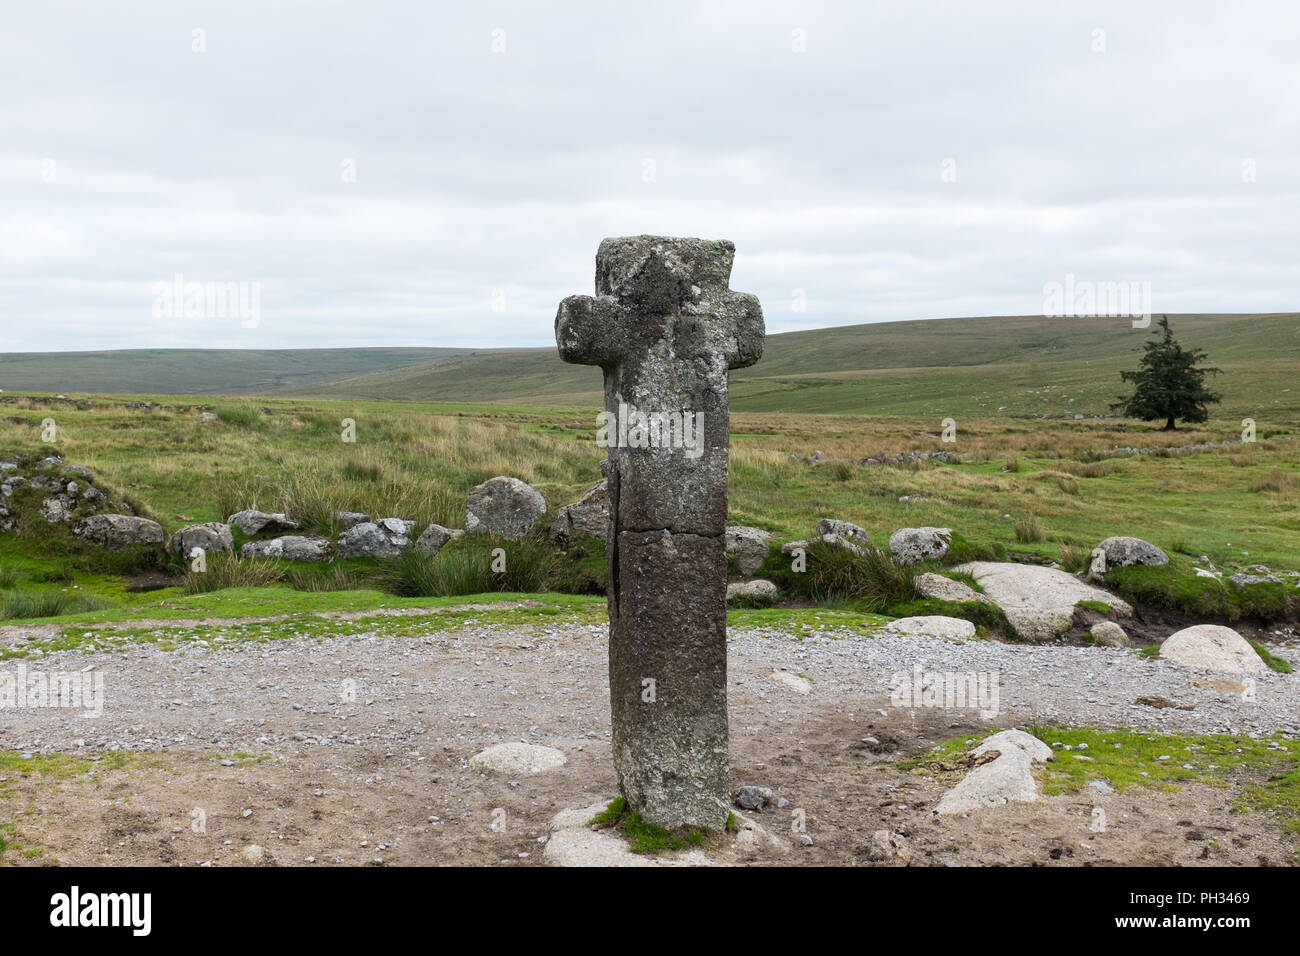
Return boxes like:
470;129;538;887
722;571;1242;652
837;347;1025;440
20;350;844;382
1;1;1297;352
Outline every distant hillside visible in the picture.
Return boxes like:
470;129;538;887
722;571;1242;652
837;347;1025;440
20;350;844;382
2;314;1296;422
299;312;1300;420
0;347;490;396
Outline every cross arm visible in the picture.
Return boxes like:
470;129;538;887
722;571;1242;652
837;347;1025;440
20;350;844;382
555;294;627;368
720;292;765;370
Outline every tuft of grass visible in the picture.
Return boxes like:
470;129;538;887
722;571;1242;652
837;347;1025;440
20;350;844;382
943;532;1005;565
285;565;368;593
1248;639;1293;674
382;547;495;598
1013;513;1045;543
214;405;263;428
341;460;383;483
378;532;602;598
1249;469;1299;494
938;569;984;592
0;566;22;588
764;541;918;612
0;589;110;620
184;554;285;594
1039;471;1079;495
826;459;855;482
1058;543;1090;573
589;796;627;825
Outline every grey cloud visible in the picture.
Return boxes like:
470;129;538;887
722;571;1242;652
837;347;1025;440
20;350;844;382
1;0;1296;351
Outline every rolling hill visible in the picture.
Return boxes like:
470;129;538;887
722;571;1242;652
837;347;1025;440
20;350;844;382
301;312;1300;421
2;313;1296;422
0;347;490;396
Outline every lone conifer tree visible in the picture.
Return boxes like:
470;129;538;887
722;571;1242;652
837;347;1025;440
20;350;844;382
1111;315;1221;430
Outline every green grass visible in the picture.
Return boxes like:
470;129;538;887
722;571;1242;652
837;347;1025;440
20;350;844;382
1075;599;1113;614
723;605;893;635
588;797;710;855
0;347;474;395
1247;639;1293;674
2;391;1298;575
1013;513;1045;543
214;404;264;428
1106;560;1293;622
0;312;1298;624
0;589;607;655
7;315;1300;420
760;540;919;611
906;728;1300;827
1;589;110;620
184;553;287;593
0;582;592;627
287;312;1300;417
0;585;904;657
378;533;604;598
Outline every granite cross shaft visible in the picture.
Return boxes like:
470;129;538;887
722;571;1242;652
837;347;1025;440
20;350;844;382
555;236;764;828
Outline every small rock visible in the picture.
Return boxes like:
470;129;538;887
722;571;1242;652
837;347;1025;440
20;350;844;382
733;786;773;812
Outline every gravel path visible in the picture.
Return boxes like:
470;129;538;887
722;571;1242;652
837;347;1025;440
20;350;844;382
3;623;1297;757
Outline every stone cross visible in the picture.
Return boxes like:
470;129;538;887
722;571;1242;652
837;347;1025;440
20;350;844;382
555;236;764;828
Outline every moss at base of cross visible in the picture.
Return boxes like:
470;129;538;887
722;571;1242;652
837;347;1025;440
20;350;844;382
588;796;713;855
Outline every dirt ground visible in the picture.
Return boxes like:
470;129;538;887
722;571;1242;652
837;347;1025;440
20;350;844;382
3;706;1295;867
1;613;1296;867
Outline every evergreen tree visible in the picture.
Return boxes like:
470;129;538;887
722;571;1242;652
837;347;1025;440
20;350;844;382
1111;315;1222;430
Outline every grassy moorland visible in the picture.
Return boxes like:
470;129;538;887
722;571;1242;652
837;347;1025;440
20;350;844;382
298;312;1300;420
4;313;1298;420
1;394;1296;563
0;347;480;396
0;311;1296;631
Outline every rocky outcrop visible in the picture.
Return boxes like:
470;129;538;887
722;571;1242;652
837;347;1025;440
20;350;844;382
815;518;869;545
168;522;234;558
549;480;608;545
241;535;332;562
0;459;124;533
414;523;464;557
1160;624;1264;675
1089;621;1130;647
227;509;299;536
469;742;567;775
881;615;976;642
934;730;1054;815
954;562;1132;642
914;572;990;604
465;476;546;540
726;579;779;606
725;525;772;576
888;527;952;564
73;514;164;551
337;519;414;559
1095;536;1169;571
858;450;957;467
333;511;371;531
